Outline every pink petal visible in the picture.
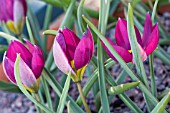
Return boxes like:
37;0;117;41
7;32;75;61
102;38;132;63
74;27;94;70
53;38;75;75
3;52;16;84
18;57;38;90
132;44;147;63
115;18;131;50
145;23;159;55
62;27;80;61
7;40;32;67
13;0;25;27
31;45;45;79
142;13;152;47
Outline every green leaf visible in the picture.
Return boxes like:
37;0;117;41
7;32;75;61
60;0;75;29
26;17;35;44
151;93;170;113
27;6;42;46
14;54;55;113
108;81;140;95
127;3;149;89
42;76;53;110
67;101;74;113
0;45;8;53
131;0;141;8
77;0;85;33
0;32;19;41
43;30;57;36
0;81;21;93
159;88;170;99
57;72;71;113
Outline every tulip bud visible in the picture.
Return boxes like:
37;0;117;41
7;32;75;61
3;40;44;93
53;27;94;82
0;0;27;35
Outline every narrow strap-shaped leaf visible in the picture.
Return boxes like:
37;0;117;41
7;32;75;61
77;0;85;33
42;4;53;54
42;76;53;110
67;101;74;113
108;81;140;95
127;3;149;89
0;81;21;93
60;0;75;29
26;17;34;44
151;93;170;113
14;54;55;113
43;30;57;36
57;72;71;113
0;32;19;41
0;45;8;53
27;6;42;48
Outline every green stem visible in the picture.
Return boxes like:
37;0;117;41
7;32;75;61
149;54;157;97
149;0;159;98
42;76;53;110
76;82;91;113
34;93;45;113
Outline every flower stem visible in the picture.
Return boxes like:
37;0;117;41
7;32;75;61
76;82;91;113
35;93;45;113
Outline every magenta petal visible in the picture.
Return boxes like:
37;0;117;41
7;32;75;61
18;57;37;88
53;38;75;75
3;53;16;84
62;27;80;61
102;39;132;63
31;45;45;79
56;30;67;55
115;18;131;50
134;26;142;46
24;39;34;53
145;23;159;55
74;28;94;70
0;0;14;22
7;40;32;67
142;13;152;47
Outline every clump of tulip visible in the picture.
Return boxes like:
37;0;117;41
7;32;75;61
0;0;27;35
53;27;94;82
3;40;44;93
102;13;159;63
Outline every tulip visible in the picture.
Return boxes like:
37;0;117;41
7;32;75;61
3;40;44;93
0;0;27;35
102;13;159;63
53;27;94;82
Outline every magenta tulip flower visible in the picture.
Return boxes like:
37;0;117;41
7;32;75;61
3;40;44;93
102;13;159;63
0;0;27;35
53;27;94;82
